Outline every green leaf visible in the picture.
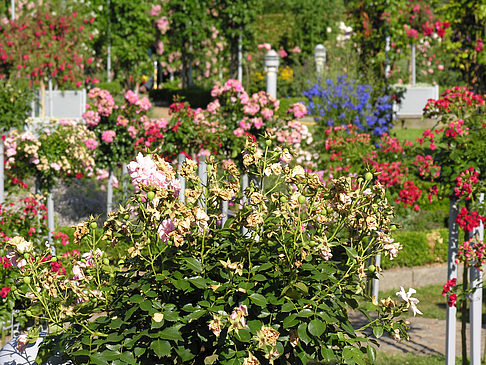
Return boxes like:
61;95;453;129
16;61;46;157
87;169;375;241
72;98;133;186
159;326;183;341
342;347;354;360
188;276;207;289
129;294;144;304
236;328;251;342
283;314;299;329
344;246;358;259
294;282;308;294
366;345;376;363
249;293;267;307
150;340;171;358
297;323;311;345
247;319;263;334
204;354;219;364
308;319;325;337
134;347;146;357
373;326;384;339
140;300;153;312
183;257;203;273
281;302;294;312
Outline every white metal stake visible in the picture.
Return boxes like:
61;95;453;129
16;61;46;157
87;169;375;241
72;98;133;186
198;156;207;211
446;197;459;365
221;200;228;228
411;43;416;86
372;252;381;300
178;153;186;203
48;77;53;118
107;168;113;214
122;162;127;202
47;184;55;255
11;0;14;20
470;193;484;365
0;138;4;204
241;174;249;237
237;34;243;83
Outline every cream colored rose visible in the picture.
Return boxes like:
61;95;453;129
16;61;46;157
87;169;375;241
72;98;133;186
8;236;33;253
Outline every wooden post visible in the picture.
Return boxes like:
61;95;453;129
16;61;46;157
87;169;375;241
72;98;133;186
470;193;484;365
446;197;459;365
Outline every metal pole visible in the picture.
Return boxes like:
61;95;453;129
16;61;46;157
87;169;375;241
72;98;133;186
411;43;416;86
265;50;279;98
237;34;243;83
11;0;14;20
446;197;459;365
47;184;55;254
385;35;391;79
221;200;228;227
314;44;326;74
122;162;127;202
48;77;53;118
372;253;381;299
178;153;186;203
241;174;249;237
470;193;484;365
107;0;111;82
107;168;113;214
0;138;4;204
198;156;207;211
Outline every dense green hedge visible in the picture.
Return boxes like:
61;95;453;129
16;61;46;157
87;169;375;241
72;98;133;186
149;87;212;108
381;228;461;269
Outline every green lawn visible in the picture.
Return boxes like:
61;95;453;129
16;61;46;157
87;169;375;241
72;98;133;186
379;284;447;320
390;127;426;142
375;352;462;364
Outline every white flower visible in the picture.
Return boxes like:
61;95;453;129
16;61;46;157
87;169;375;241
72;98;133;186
396;287;423;316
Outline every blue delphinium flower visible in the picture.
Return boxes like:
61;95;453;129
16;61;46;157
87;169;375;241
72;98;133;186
303;75;394;137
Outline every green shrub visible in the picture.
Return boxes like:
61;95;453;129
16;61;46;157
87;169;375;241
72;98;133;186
149;86;212;108
95;81;123;95
381;228;451;269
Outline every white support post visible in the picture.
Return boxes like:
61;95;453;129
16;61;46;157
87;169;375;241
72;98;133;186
411;43;416;86
446;197;459;365
0;138;4;204
47;184;55;255
122;162;127;202
470;193;484;365
198;156;207;211
10;0;14;20
48;77;53;118
107;168;113;214
314;44;326;74
237;34;243;83
385;35;391;79
221;200;228;228
178;154;186;203
241;174;249;237
372;252;381;300
264;50;279;98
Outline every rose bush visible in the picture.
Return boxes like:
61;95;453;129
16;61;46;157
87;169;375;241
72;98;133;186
10;140;419;364
4;119;96;190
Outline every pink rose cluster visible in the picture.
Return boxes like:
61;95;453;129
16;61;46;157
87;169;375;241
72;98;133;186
211;79;245;98
127;153;180;194
101;130;116;143
124;90;152;114
288;103;308;119
86;88;116;119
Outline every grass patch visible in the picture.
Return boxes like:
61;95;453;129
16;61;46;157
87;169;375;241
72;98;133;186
375;352;451;364
379;284;447;320
390;127;426;142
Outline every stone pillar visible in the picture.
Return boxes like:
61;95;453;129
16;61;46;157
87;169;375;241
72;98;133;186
264;50;279;98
